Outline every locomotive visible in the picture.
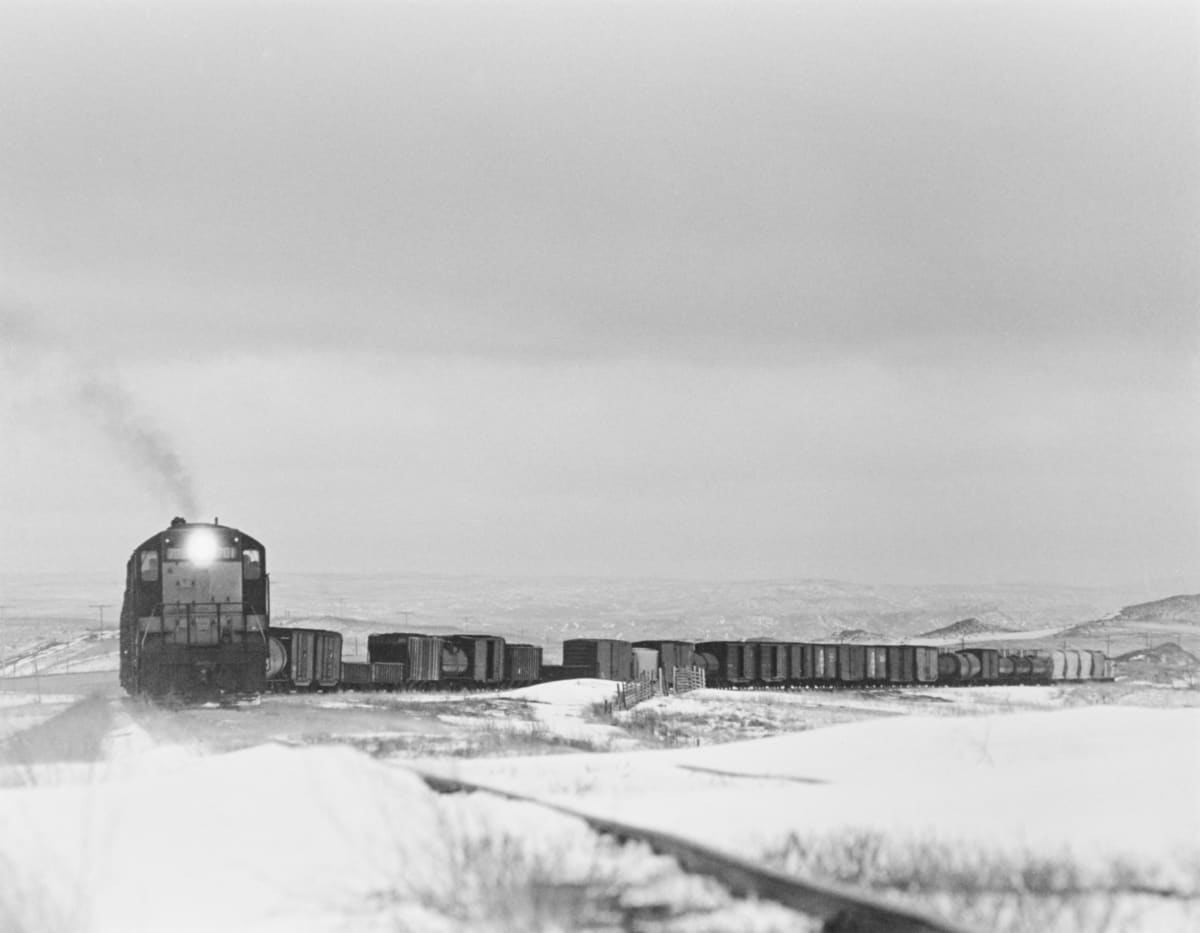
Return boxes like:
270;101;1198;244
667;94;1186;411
119;517;269;697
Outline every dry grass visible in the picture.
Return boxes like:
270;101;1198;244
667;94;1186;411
312;718;607;759
365;804;820;933
764;830;1200;933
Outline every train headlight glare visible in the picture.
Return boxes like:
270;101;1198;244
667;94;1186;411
185;528;220;565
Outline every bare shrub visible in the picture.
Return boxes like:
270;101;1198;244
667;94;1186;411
764;830;1200;933
366;804;819;933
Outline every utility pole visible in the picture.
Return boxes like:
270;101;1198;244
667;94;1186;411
89;604;112;633
400;610;412;629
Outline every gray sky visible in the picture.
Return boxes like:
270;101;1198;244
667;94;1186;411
1;0;1197;587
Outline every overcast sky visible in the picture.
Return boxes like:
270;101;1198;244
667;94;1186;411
1;0;1196;587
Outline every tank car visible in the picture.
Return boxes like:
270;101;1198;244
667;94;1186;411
119;517;269;697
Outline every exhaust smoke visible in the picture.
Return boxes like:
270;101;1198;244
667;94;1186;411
79;375;199;516
2;306;200;514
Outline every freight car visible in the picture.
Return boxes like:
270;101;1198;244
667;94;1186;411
561;638;634;681
441;635;507;685
119;518;269;697
696;641;758;686
504;643;543;684
368;633;443;684
267;627;343;690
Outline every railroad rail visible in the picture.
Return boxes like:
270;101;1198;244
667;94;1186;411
409;767;981;933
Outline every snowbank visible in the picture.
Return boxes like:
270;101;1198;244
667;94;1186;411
430;706;1200;880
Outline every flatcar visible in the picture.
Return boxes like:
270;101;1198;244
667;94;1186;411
119;517;269;697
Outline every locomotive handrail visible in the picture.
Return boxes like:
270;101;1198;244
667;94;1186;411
409;767;980;933
138;602;269;650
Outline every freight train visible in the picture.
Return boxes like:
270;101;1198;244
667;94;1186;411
119;520;1113;698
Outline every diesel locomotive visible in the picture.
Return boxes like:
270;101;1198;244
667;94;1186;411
119;517;269;697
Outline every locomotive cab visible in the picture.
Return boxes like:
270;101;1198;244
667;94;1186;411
120;518;270;697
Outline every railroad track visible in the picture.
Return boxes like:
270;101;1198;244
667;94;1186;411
409;767;980;933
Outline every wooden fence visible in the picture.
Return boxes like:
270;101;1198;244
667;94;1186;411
672;666;707;694
616;677;659;709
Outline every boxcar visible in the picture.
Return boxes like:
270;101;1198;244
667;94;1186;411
632;647;659;681
837;645;866;684
633;640;697;677
562;638;634;681
268;628;342;690
886;646;913;684
695;641;757;686
786;643;812;684
368;633;442;683
504;643;543;683
864;646;889;684
754;642;792;684
441;634;506;685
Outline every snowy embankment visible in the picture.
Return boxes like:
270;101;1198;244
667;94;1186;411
0;729;809;933
421;700;1200;889
2;672;1198;932
1;632;119;677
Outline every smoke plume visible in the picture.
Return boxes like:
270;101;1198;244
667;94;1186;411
2;306;199;515
78;376;199;516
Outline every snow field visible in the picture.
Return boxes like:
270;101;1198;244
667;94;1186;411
3;665;1199;931
0;740;817;933
421;706;1200;895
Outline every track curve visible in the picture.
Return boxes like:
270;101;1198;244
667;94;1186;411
409;766;981;933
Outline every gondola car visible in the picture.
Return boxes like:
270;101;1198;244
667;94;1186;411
119;517;269;697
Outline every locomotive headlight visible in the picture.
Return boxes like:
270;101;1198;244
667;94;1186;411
185;528;220;565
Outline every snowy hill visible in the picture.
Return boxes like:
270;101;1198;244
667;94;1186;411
920;617;1016;639
1112;594;1200;624
1060;594;1200;638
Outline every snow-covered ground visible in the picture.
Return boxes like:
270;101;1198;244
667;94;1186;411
2;641;1199;932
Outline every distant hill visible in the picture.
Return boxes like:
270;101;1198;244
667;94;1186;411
1111;641;1200;684
830;628;887;643
1113;642;1200;668
1112;594;1200;623
1060;594;1200;637
920;617;1016;638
